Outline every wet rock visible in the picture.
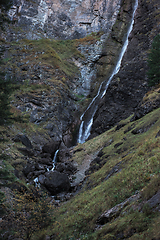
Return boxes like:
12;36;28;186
40;153;52;159
55;192;73;202
35;162;45;171
33;170;46;177
90;0;159;137
42;140;61;158
44;171;71;195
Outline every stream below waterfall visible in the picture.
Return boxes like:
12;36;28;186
33;149;59;187
78;0;138;144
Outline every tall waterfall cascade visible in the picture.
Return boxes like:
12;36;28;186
78;0;138;144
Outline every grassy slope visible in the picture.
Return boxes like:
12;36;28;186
1;90;160;240
1;87;160;240
36;90;160;240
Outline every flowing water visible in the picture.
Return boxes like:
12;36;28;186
33;149;59;187
78;0;138;144
51;149;59;171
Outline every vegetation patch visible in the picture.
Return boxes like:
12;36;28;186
17;38;83;77
41;107;160;240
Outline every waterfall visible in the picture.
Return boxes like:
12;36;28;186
33;149;59;187
51;149;59;171
78;0;138;144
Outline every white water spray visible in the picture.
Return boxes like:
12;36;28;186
51;149;59;171
34;177;40;188
78;0;138;144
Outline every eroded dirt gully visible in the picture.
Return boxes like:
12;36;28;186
89;0;160;138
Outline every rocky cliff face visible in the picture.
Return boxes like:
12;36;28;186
1;0;160;238
4;0;124;104
1;0;159;146
0;0;159;183
1;0;124;148
8;0;121;40
89;0;160;138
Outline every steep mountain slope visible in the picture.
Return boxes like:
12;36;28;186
0;0;160;239
48;92;160;240
90;0;160;138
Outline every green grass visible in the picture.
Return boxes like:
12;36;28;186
1;79;160;240
19;38;83;77
35;107;160;240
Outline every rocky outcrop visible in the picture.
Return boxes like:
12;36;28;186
12;134;33;149
2;0;123;103
8;0;121;40
97;192;140;225
131;87;160;121
3;0;123;99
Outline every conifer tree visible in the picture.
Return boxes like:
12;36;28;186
147;34;160;86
